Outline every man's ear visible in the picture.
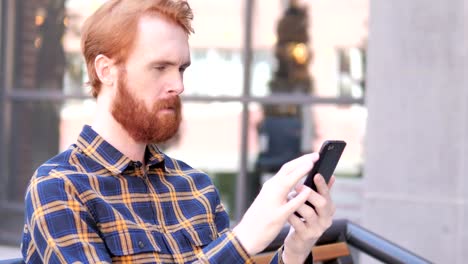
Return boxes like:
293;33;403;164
94;54;117;87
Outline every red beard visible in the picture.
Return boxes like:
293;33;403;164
111;69;182;144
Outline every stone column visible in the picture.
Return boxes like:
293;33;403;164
364;0;467;263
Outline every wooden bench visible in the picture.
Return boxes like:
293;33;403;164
253;241;351;263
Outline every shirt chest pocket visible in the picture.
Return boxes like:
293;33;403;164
102;229;164;257
183;225;217;247
101;224;218;258
177;223;218;252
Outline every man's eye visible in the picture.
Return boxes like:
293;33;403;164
179;67;187;73
155;66;166;71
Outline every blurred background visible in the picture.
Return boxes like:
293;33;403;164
0;0;466;263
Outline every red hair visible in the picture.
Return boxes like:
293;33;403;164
81;0;194;97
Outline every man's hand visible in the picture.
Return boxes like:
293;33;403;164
233;153;319;256
282;174;336;263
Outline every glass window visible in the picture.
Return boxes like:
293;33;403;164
248;103;366;178
7;101;63;203
184;0;244;96
336;47;366;98
251;0;368;98
0;0;369;246
185;49;244;96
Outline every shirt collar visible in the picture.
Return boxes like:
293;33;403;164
146;144;166;168
76;125;166;175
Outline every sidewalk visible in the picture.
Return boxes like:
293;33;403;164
0;245;21;260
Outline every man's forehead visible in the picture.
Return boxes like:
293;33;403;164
131;15;190;63
137;14;187;37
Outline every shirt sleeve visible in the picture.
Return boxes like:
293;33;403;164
193;188;314;264
23;174;111;264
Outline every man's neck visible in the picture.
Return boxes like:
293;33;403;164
91;98;146;163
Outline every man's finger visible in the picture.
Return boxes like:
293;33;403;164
287;191;298;202
314;174;331;199
282;186;312;215
280;154;319;188
276;153;318;179
328;175;336;189
295;203;317;221
305;186;333;218
288;214;307;233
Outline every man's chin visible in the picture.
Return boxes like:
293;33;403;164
139;125;180;145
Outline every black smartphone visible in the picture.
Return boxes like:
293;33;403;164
303;140;347;192
295;140;346;217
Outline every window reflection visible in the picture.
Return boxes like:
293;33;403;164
185;49;273;96
251;0;369;98
14;1;65;90
250;103;366;200
336;47;366;98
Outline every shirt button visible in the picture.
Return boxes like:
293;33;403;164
138;241;145;249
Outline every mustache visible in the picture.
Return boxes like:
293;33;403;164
154;96;181;110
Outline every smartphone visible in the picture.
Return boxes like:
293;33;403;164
295;140;346;217
304;140;347;191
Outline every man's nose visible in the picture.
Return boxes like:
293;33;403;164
167;72;185;95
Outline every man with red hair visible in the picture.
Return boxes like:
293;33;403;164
21;0;335;263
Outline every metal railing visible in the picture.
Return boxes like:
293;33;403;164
264;219;433;264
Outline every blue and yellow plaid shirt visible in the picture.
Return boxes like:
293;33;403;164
22;125;284;263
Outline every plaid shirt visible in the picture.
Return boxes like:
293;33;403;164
22;125;284;263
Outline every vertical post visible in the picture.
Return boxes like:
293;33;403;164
235;0;254;221
0;0;15;203
0;0;4;202
0;1;17;245
364;0;468;262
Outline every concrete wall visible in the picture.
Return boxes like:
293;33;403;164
364;0;467;263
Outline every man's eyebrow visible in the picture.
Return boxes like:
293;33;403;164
150;60;191;68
